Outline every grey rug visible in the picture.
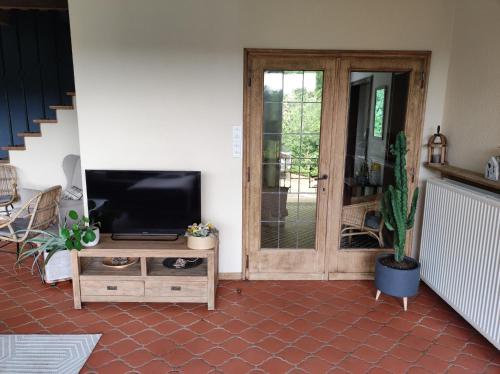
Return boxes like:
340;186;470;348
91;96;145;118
0;334;101;374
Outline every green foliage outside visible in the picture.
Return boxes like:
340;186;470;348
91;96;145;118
282;102;321;176
263;71;323;177
373;87;385;138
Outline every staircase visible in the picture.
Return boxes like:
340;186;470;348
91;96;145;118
0;9;74;163
1;92;76;163
7;92;80;190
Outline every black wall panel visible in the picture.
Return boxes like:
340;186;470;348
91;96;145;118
0;10;74;159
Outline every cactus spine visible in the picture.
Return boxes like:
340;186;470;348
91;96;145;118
380;132;419;262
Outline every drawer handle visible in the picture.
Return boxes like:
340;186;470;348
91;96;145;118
171;286;181;291
107;286;118;291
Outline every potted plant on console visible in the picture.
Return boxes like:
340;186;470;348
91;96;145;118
376;131;420;311
186;223;217;250
16;210;99;283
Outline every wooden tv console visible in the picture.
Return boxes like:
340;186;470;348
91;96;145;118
71;234;218;310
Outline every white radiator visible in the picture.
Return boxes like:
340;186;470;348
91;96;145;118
420;179;500;350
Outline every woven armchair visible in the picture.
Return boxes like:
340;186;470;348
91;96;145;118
341;195;384;248
0;165;18;215
0;185;61;244
0;186;61;280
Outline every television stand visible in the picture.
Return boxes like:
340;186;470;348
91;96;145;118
71;234;218;310
112;233;179;241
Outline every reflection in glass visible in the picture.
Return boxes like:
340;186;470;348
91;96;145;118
373;86;387;138
283;71;304;102
264;72;283;102
340;72;410;249
260;70;323;249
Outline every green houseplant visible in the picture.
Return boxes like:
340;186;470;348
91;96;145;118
17;210;97;270
375;131;420;311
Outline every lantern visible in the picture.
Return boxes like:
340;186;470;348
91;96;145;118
427;126;447;165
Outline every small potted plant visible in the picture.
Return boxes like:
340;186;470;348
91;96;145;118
17;210;98;270
185;223;217;250
376;131;420;311
69;211;101;248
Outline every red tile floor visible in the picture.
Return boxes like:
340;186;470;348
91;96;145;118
0;253;499;374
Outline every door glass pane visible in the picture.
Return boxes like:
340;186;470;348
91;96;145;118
340;72;410;249
261;70;323;250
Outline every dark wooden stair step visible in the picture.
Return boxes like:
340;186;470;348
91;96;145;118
66;91;76;96
1;145;25;151
18;132;41;137
33;119;57;124
0;159;10;164
49;105;74;110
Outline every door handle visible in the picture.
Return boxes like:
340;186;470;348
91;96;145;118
315;174;328;181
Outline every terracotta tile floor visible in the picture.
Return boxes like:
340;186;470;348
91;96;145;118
0;253;499;374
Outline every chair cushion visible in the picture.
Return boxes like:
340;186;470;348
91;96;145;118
0;217;30;237
0;194;13;204
364;212;382;230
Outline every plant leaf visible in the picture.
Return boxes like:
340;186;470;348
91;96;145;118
68;210;78;220
83;230;95;243
60;227;70;239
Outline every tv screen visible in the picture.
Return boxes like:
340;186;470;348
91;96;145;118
85;170;201;235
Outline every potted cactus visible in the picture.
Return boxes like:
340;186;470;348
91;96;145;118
376;131;420;311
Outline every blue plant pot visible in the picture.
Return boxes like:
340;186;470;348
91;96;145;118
374;253;420;297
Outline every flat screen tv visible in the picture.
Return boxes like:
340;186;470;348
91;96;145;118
85;170;201;236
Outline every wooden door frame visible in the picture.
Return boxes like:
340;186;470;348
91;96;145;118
244;54;336;280
242;49;431;280
327;55;431;279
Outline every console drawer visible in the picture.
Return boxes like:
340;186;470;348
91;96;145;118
81;280;144;297
146;280;207;297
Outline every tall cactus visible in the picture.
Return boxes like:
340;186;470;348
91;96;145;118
380;132;419;262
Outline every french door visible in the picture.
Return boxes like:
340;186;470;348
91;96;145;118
243;50;430;280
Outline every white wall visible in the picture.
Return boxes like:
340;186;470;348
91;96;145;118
68;0;456;271
441;0;500;172
9;105;80;191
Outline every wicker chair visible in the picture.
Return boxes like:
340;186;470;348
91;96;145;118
0;165;18;215
0;186;61;280
341;195;385;248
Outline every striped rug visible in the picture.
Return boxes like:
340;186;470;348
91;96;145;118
0;334;100;374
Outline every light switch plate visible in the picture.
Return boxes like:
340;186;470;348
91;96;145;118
232;126;242;158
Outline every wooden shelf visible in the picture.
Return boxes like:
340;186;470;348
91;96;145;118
148;258;207;277
80;257;141;277
425;163;500;193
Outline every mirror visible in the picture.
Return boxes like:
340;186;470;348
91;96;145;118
340;71;410;249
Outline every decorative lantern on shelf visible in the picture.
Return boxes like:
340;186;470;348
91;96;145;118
427;126;447;165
